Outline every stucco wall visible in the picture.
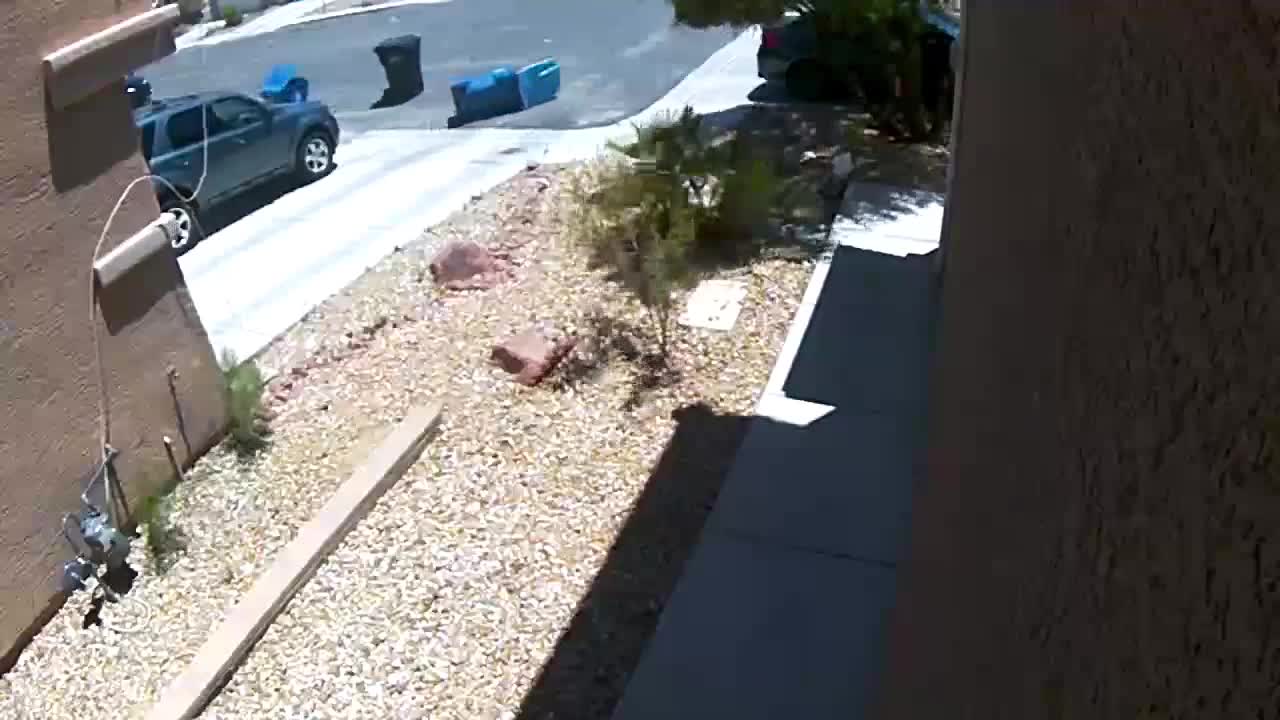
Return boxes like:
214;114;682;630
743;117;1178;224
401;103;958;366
878;1;1280;717
0;0;226;669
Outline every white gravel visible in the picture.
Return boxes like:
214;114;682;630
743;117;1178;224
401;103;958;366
1;163;813;720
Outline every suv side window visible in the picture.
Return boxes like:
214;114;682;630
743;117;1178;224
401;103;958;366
165;106;210;151
139;120;157;162
209;97;265;132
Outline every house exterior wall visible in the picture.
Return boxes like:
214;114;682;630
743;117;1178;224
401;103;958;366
0;0;226;670
878;0;1280;717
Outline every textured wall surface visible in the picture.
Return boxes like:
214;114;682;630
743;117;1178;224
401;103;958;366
0;0;226;669
877;1;1280;718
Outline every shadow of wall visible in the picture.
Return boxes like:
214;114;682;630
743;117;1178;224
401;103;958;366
513;403;751;720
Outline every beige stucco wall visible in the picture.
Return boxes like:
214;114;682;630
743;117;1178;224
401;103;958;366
878;0;1280;717
0;0;226;670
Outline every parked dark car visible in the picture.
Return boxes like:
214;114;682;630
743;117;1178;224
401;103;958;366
135;91;341;254
757;10;959;102
126;73;152;109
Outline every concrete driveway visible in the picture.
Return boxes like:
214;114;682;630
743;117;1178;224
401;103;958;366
144;0;737;132
174;24;763;364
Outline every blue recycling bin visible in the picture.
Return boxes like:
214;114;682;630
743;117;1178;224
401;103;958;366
448;66;523;125
516;58;560;109
261;64;309;104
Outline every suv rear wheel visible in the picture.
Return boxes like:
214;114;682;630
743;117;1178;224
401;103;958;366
159;196;203;255
295;131;334;183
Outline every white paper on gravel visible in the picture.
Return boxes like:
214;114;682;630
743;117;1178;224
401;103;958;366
679;279;748;331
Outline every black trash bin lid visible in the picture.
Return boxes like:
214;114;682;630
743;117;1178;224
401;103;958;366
374;34;421;55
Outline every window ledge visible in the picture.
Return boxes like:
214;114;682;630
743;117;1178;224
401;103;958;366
43;5;180;110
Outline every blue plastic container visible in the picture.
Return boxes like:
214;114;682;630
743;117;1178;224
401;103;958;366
261;64;309;104
516;58;560;109
449;66;523;122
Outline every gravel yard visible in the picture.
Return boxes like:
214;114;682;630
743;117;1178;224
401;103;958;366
2;160;815;719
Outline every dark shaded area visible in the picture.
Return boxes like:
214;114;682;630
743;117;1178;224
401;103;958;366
195;171;321;237
513;402;752;720
605;245;937;719
610;417;908;720
547;313;681;411
784;246;937;411
47;80;139;192
713;94;949;191
666;0;784;29
578;98;946;284
97;251;181;334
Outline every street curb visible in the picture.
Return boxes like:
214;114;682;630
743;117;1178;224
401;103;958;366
280;0;450;29
175;0;449;50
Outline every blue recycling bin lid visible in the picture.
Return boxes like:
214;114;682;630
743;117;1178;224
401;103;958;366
262;64;300;94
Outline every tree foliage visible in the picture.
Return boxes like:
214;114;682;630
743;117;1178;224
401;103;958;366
669;0;948;140
670;0;928;32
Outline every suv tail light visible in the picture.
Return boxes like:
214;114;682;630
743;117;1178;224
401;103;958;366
762;28;781;50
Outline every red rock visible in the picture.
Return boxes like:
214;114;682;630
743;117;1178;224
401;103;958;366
491;326;577;386
429;240;512;290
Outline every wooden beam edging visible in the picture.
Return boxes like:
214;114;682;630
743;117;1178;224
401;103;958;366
145;403;444;720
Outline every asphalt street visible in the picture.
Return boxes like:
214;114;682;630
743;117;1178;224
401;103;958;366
143;0;738;133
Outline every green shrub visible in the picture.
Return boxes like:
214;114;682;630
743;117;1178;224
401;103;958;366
220;349;268;455
136;493;187;575
610;107;783;265
568;154;697;360
221;5;243;26
569;108;782;359
668;0;946;140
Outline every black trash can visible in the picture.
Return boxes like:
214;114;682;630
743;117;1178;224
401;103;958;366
373;34;424;106
919;31;955;133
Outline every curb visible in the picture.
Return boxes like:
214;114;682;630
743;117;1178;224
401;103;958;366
176;0;450;49
281;0;448;28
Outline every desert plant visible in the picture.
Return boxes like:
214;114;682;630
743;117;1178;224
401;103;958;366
221;5;243;26
569;158;697;359
220;349;268;454
569;110;783;360
135;493;187;575
610;107;782;263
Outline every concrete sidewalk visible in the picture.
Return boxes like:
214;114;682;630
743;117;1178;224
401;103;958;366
610;182;945;719
175;0;448;50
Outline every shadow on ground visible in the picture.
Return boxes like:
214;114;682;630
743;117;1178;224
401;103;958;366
786;248;939;411
711;85;950;192
610;247;938;720
689;88;949;267
512;402;751;720
196;170;334;237
514;247;941;719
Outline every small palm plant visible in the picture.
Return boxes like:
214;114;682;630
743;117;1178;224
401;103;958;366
570;107;781;360
220;349;269;455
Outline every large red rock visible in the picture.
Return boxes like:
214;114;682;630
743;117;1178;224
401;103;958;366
491;326;576;386
429;240;511;290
